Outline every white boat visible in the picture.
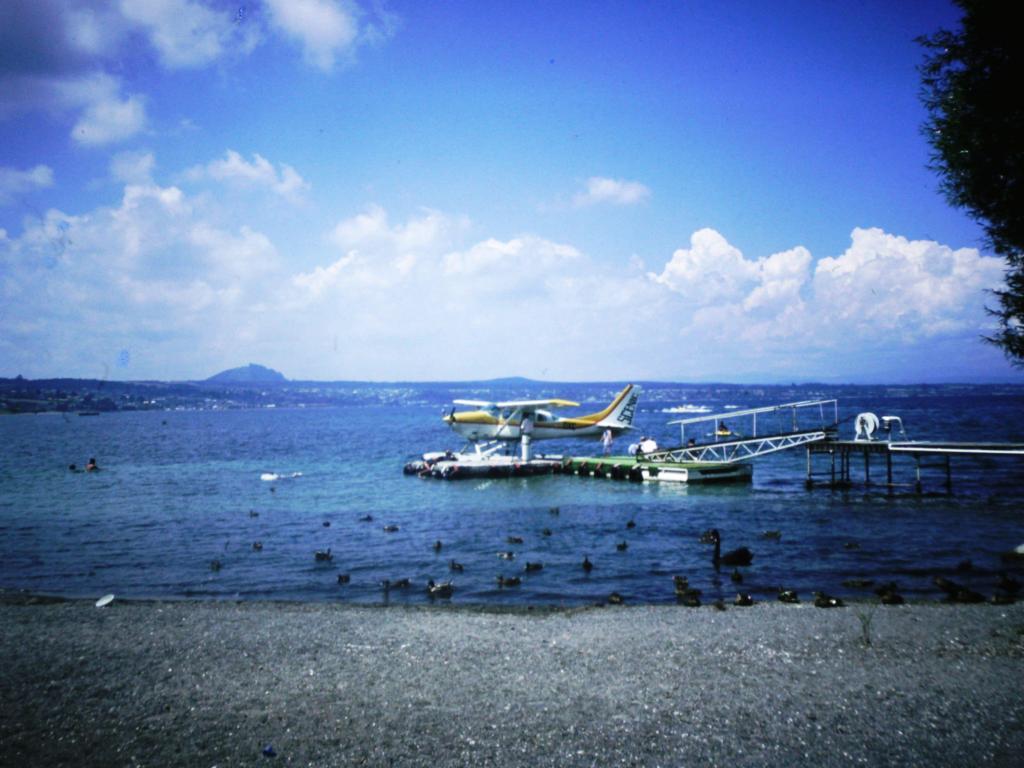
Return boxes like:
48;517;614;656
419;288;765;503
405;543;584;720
640;462;753;483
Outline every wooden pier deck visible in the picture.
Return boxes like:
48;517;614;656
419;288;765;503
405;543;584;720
806;439;1024;492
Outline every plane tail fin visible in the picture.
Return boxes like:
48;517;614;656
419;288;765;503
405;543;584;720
596;384;641;430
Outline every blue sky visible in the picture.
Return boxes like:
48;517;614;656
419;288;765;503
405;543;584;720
0;0;1018;383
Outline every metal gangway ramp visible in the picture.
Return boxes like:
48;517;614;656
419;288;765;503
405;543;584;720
645;399;838;464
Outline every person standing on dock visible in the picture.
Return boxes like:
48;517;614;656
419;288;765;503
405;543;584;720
602;428;613;456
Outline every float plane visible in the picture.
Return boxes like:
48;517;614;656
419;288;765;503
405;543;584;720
442;384;640;442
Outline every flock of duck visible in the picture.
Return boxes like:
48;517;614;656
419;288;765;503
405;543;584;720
216;506;1023;607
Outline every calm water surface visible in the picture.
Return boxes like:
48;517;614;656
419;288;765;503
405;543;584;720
1;383;1022;605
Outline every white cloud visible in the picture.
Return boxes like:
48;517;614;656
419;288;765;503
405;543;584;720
0;166;1009;381
295;206;464;297
0;70;146;146
55;73;146;145
0;174;287;378
0;0;391;150
189;150;310;202
189;223;279;279
329;204;465;254
812;227;1002;338
118;0;237;69
573;176;651;208
0;3;148;143
110;150;156;184
443;237;581;280
0;164;54;205
650;228;759;305
64;4;131;57
650;227;1005;369
283;207;670;378
264;0;360;71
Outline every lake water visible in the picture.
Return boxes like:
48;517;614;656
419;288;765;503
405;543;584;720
1;382;1022;605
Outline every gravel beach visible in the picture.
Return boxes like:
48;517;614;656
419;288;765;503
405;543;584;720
2;594;1023;767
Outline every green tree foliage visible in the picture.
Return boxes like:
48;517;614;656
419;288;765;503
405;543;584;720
919;0;1024;363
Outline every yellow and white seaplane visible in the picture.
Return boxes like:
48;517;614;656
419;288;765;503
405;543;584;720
404;385;641;479
442;384;640;443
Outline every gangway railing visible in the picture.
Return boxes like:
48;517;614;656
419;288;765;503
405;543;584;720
650;399;839;465
644;428;833;464
669;399;838;444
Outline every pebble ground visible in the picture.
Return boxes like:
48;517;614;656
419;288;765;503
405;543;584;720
2;594;1023;767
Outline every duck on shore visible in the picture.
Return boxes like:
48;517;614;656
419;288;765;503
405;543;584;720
677;590;701;607
673;576;702;605
997;572;1021;594
813;591;844;608
876;583;905;604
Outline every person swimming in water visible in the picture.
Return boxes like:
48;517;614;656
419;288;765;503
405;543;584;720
86;457;99;472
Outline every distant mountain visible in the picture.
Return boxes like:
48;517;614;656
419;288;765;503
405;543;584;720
481;376;537;385
204;364;287;384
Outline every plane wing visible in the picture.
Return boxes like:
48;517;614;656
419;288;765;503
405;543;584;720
451;398;581;409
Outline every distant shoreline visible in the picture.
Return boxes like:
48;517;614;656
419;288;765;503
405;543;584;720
4;376;1024;416
2;594;1022;766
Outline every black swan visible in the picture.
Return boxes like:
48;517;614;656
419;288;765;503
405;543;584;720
709;529;753;568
